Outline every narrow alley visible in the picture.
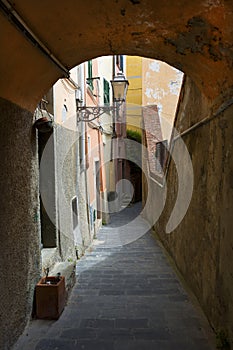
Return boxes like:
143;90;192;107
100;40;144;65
14;203;215;350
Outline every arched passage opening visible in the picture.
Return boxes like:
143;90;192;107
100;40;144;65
0;1;233;348
0;0;233;109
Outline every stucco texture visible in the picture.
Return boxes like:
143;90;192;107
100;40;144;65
0;1;233;348
144;77;233;346
0;0;233;110
0;98;41;350
55;124;78;261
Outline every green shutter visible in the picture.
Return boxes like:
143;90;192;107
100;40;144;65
103;78;110;105
120;55;124;72
87;60;93;90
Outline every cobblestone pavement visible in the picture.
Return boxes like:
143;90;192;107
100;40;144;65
13;203;215;350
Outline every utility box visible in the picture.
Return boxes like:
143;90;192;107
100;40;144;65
35;276;66;319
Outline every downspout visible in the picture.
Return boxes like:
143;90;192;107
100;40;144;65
53;85;63;259
79;63;91;240
97;126;103;220
112;55;117;143
79;77;86;173
85;127;89;169
110;56;117;196
78;63;86;171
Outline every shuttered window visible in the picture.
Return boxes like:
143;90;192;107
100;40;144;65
155;140;168;173
103;78;110;105
116;55;124;72
87;60;93;90
72;197;78;230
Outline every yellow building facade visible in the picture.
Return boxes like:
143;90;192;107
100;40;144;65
126;56;143;133
142;58;183;142
126;56;183;142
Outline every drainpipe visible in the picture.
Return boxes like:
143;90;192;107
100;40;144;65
112;56;117;142
77;63;86;172
78;63;91;242
53;85;63;259
109;56;117;197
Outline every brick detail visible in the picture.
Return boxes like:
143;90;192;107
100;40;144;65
143;105;163;175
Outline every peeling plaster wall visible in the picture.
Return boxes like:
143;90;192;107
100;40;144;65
142;59;183;141
0;98;41;350
2;1;232;111
143;77;233;346
126;56;183;142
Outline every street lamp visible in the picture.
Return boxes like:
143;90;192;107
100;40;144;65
77;72;129;122
111;72;129;103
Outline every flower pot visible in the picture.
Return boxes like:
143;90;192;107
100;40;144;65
35;276;66;319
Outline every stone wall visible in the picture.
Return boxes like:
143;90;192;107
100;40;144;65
143;77;233;347
55;124;91;258
0;98;41;350
55;124;77;261
0;101;90;349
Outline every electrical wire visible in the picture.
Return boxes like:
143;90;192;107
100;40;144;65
0;0;70;78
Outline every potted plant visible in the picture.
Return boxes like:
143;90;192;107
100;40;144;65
35;269;66;319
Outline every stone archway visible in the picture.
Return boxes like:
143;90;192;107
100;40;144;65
0;1;233;348
0;0;232;110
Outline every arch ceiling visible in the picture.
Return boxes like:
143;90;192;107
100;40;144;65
0;0;233;111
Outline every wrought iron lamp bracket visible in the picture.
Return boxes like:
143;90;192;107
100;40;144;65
77;103;121;122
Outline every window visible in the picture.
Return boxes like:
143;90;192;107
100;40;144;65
155;140;168;173
87;135;91;158
87;60;93;90
62;104;68;123
79;133;84;170
116;55;124;72
72;197;78;230
103;78;110;105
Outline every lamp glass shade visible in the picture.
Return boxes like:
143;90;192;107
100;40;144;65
111;74;129;102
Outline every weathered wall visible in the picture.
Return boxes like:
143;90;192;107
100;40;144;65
51;69;91;258
1;0;233;110
0;98;40;350
144;77;233;346
55;124;77;261
142;58;183;142
39;131;57;249
0;2;232;349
